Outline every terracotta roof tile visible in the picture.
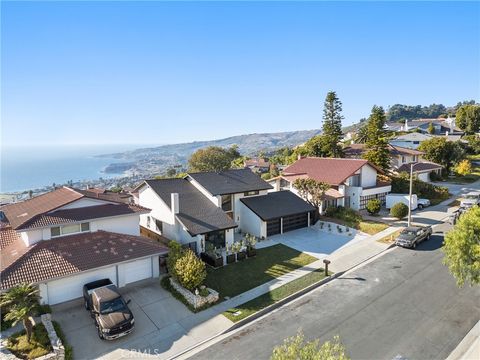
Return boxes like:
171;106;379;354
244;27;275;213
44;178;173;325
283;157;383;186
0;231;168;289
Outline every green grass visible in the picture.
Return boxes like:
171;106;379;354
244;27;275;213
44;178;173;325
6;323;52;360
467;154;480;160
223;268;328;322
204;244;317;300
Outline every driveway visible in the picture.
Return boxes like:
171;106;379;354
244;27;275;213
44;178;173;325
52;278;232;360
256;223;369;260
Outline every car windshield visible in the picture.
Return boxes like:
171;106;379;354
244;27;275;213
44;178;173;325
402;230;416;236
465;195;477;199
100;297;125;314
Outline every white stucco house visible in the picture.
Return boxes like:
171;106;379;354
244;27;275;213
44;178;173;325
268;157;392;212
0;187;168;305
136;169;316;250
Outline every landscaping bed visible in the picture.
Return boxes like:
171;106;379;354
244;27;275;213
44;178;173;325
322;206;388;235
223;268;328;322
377;228;403;244
5;323;52;360
204;244;317;300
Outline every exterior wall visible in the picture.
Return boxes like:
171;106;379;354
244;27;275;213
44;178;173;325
20;229;43;246
91;214;140;236
57;198;115;210
238;202;263;238
361;165;378;188
138;186;177;240
345;186;362;211
231;190;268;226
268;179;280;192
418;172;430;182
361;185;392;197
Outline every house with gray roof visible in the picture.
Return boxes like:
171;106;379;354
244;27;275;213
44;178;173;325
136;169;316;255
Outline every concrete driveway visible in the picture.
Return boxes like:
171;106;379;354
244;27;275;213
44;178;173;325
52;278;232;360
257;223;369;260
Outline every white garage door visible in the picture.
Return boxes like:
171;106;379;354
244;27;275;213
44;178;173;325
123;258;152;285
46;267;117;305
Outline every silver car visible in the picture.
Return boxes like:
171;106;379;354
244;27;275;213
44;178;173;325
460;192;480;208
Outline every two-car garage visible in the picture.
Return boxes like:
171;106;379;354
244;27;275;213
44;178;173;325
40;257;158;305
240;191;316;239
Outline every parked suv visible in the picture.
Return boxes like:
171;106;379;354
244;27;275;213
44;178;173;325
395;226;432;249
83;279;135;340
460;191;480;209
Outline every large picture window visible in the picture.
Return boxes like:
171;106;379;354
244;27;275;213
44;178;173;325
205;230;226;249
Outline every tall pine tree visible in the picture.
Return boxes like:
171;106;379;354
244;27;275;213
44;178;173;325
363;105;390;172
321;91;344;158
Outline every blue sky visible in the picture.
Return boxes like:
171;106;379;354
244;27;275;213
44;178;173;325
2;1;479;146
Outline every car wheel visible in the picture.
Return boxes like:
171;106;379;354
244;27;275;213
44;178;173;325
84;300;89;310
413;242;416;249
418;204;423;210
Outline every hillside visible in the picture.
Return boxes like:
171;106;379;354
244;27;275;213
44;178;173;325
99;129;322;176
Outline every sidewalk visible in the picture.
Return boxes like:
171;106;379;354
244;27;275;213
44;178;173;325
446;320;479;360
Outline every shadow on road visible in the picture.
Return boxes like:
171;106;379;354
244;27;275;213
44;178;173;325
415;234;444;252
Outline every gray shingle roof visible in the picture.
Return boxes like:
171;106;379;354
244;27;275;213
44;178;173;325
187;169;272;196
145;179;237;236
240;191;316;221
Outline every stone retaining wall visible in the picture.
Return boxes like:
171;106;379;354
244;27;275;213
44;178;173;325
40;314;64;360
169;278;219;309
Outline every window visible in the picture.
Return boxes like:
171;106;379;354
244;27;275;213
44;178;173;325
413;141;420;145
50;222;90;237
147;216;151;228
244;190;259;196
402;156;406;163
155;219;163;233
51;227;61;237
221;195;232;212
350;175;360;187
413;155;417;162
205;230;226;249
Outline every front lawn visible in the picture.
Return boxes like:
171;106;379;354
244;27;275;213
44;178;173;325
377;228;403;244
443;163;480;185
223;268;328;322
204;244;316;299
6;323;52;360
322;207;388;235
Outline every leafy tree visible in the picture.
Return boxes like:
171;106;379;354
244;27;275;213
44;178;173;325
365;199;381;215
463;134;480;154
321;91;344;158
166;168;177;177
418;138;466;173
166;241;185;279
354;124;369;144
188;145;241;172
271;331;349;360
303;135;330;157
363;106;390;172
270;147;294;165
456;104;480;134
442;206;480;287
174;249;207;291
454;160;472;176
293;178;330;209
427;122;435;134
390;202;408;220
0;284;39;343
387;103;447;122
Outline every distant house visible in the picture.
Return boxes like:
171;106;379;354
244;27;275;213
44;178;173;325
344;143;443;181
268;157;392;212
385;117;461;136
389;132;434;149
0;187;167;305
244;158;271;173
136;169;316;247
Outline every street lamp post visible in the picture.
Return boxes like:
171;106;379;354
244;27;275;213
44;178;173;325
407;162;419;227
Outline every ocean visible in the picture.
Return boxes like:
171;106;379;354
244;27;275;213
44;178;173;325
0;144;148;193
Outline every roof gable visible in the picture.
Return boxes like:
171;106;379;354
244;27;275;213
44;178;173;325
144;178;237;235
283;157;381;186
187;169;272;196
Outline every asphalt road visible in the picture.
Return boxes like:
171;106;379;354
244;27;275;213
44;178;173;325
190;223;480;360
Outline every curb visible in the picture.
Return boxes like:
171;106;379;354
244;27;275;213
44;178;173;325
170;242;397;360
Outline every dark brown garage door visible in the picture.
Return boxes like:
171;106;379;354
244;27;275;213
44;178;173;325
267;218;281;236
282;213;308;233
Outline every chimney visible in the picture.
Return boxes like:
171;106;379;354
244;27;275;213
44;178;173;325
446;130;449;137
171;193;179;214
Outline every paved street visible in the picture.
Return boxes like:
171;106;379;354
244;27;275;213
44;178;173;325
188;223;480;360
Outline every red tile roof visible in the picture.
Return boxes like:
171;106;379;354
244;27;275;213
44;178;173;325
283;157;383;186
1;227;29;271
20;203;149;230
0;231;168;289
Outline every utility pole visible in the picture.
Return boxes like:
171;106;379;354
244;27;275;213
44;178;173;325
408;163;415;227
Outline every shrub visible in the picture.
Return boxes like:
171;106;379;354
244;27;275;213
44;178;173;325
365;199;381;215
174;250;207;291
166;241;184;279
392;173;449;201
455;160;472;176
390;202;409;220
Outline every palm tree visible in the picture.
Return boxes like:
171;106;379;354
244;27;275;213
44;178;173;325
0;283;39;342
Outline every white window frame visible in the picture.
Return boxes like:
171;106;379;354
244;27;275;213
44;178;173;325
51;222;90;238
